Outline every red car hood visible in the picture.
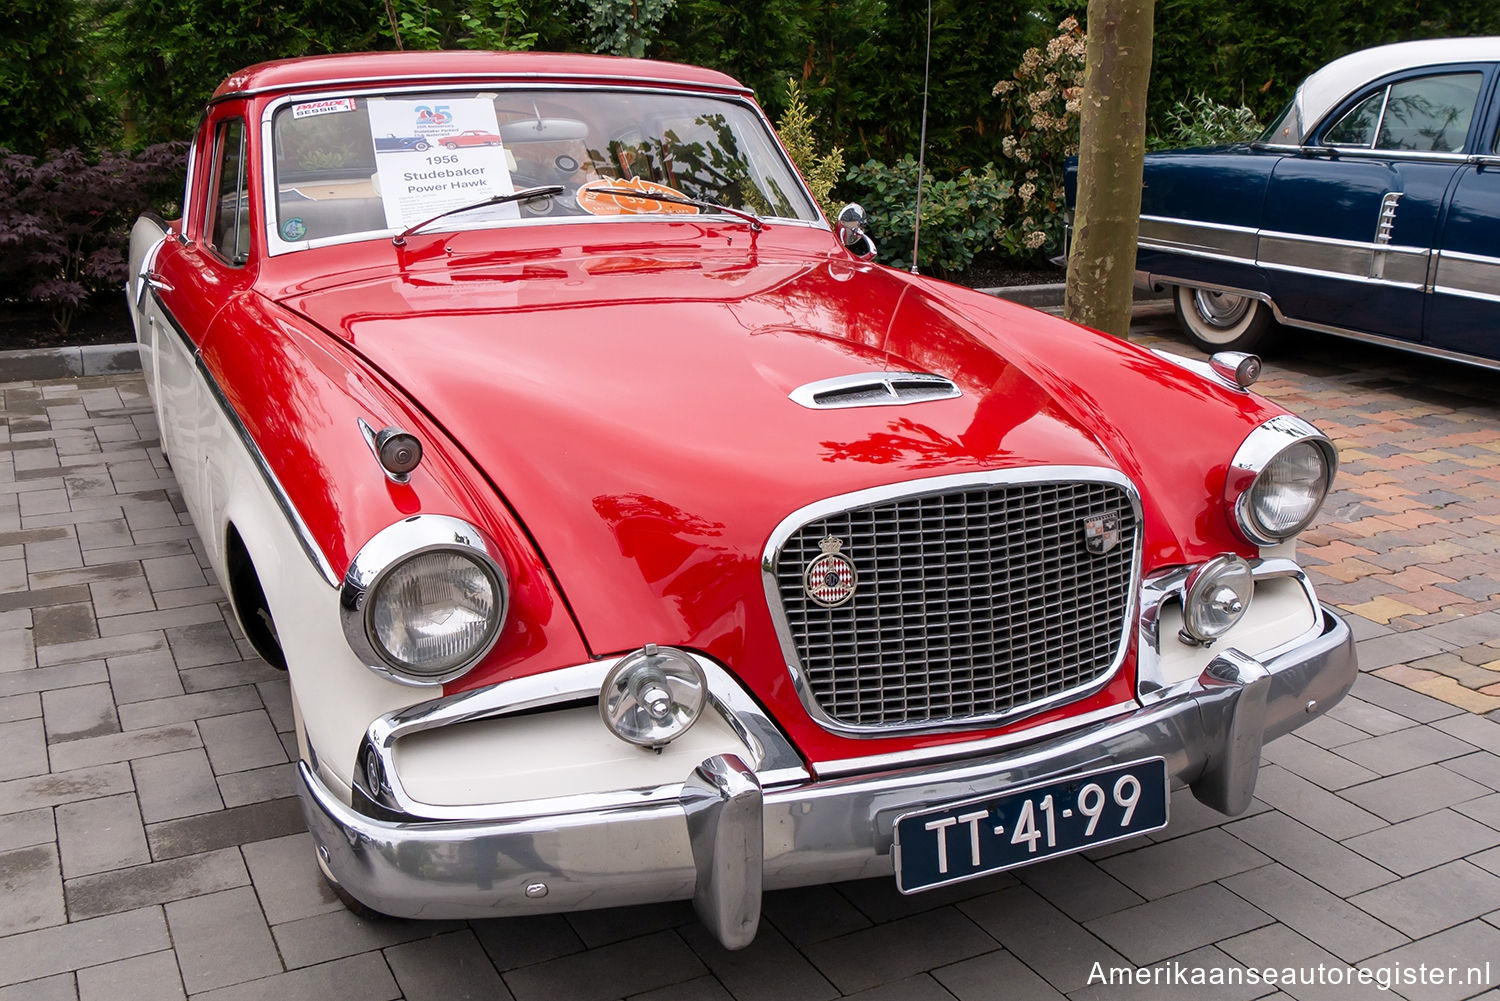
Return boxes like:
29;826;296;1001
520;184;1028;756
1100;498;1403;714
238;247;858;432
281;240;1271;756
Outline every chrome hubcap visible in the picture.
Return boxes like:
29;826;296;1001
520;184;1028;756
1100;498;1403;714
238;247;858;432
1193;289;1252;329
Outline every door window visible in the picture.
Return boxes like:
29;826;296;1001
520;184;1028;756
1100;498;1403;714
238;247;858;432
205;119;250;264
1323;72;1482;153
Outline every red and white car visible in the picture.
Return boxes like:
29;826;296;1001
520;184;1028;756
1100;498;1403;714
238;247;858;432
440;129;504;148
127;51;1355;949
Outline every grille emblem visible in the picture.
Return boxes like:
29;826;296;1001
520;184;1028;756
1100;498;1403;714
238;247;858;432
804;536;858;607
1083;514;1121;555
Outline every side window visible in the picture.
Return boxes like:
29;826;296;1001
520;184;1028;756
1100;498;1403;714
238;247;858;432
1324;72;1483;153
205;119;250;264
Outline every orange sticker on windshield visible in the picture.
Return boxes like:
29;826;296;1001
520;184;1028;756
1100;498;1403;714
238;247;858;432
576;178;700;216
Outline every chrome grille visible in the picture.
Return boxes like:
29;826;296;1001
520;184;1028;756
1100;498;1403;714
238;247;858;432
771;477;1137;730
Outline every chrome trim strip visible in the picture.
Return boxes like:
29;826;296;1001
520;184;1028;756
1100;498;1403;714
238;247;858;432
359;651;808;820
761;467;1144;738
1433;249;1500;304
147;287;339;587
1138;240;1255;268
1297;146;1474;164
1432;283;1500;306
1259;228;1427;255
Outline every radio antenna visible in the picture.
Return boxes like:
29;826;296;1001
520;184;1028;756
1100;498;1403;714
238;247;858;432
909;0;933;275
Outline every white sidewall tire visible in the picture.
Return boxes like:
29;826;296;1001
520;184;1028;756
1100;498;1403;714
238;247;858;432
1173;284;1275;353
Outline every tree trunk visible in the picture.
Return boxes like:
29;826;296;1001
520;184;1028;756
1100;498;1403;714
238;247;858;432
1064;0;1154;337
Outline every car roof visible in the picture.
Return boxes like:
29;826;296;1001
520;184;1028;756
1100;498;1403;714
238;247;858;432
210;50;751;102
1295;36;1500;139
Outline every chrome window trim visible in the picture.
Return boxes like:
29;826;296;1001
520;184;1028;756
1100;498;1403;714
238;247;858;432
147;287;339;587
358;650;808;820
258;83;825;257
1298;145;1474;164
339;514;509;687
760;467;1144;739
1137;557;1324;703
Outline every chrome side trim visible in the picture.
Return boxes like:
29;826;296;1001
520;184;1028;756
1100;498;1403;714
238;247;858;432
1300;146;1474;164
147;287;339;587
339;514;509;687
761;467;1144;739
359;651;808;820
1433;248;1500;304
1139;216;1260;260
787;371;961;409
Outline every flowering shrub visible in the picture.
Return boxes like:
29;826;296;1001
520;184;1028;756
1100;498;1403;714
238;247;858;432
991;17;1086;257
1154;93;1263;148
0;143;186;333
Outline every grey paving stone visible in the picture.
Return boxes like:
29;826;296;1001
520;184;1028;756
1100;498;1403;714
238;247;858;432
41;683;118;743
1084;884;1271;966
385;929;512;1001
105;648;183;704
1325;695;1418;737
256;680;294;733
0;762;132;817
1359;921;1500;1001
0;807;54;852
88;576;154;617
1424;612;1500;648
1261;734;1382;790
271;907;466;970
141;554;206;592
1343;810;1500;877
1221;864;1407;963
1294;713;1369;749
628;976;733;1001
64;845;248;920
0;906;168;987
0;629;37;676
75;950;184;1001
0;844;65;937
164;620;240;669
1457;793;1500;831
504;929;705;1001
1217;924;1366;1001
472;913;585;974
32;602;98;648
216;761;296;808
198;710;287;775
47;722;201;772
1099;828;1269;901
1350;761;1493;825
839;974;955;1001
1334;727;1481;776
0;974;75;1001
116;686;261;732
0;692;39;723
190;953;401;1001
680;920;836;1001
1225;811;1395;896
1433;713;1500;755
0;582;89;614
1444;752;1500;792
760;884;872;947
1148;786;1269;843
932;948;1064;1001
55;793;149;878
36;630;165;669
1014;852;1143;922
1251;765;1388;841
1350;860;1500;938
1350;674;1464;724
241;832;341;925
132;747;223;823
1478;847;1500;877
180;659;287;694
567;900;694;948
165;886;281;993
959;884;1126;993
1066;944;1267;1001
835;870;1007;924
0;718;48;781
145;796;304;861
97;601;223;638
0;661;107;700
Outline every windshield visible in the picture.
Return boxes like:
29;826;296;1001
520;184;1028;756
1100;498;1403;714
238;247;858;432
267;88;819;251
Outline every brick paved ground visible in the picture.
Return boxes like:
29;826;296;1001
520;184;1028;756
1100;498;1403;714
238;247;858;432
2;312;1499;1000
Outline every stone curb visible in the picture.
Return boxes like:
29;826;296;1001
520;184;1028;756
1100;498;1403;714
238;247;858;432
0;342;141;381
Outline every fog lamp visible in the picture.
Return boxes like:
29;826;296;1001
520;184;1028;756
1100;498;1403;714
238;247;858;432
600;645;708;748
1179;555;1254;646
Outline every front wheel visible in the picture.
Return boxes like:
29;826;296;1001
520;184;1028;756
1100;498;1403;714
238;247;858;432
1172;285;1277;353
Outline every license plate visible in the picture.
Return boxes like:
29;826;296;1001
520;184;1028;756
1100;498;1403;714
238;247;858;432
893;758;1169;893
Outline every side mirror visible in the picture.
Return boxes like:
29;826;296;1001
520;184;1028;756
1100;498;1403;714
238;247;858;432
835;203;877;260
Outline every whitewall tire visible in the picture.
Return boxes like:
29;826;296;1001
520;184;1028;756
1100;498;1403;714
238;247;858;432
1173;285;1277;353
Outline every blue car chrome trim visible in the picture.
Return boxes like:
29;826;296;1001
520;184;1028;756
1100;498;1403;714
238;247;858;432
145;286;340;587
298;607;1356;948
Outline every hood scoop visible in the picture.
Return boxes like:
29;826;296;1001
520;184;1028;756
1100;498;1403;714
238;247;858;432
789;371;961;410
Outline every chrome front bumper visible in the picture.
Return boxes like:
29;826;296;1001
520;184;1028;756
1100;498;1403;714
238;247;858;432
299;606;1355;949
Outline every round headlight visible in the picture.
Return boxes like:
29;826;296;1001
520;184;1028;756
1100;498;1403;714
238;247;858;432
341;516;508;686
1241;439;1331;543
368;550;501;678
600;645;708;748
1180;555;1254;645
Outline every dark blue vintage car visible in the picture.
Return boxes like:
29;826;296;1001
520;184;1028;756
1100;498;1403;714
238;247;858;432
1094;38;1500;366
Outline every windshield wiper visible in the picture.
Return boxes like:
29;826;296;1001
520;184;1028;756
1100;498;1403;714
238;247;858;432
588;187;764;231
392;185;565;246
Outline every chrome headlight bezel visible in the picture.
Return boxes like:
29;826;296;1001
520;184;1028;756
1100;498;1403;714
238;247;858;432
1226;415;1338;546
340;515;508;686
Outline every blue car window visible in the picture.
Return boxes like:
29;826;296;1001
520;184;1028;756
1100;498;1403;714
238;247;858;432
1324;91;1385;146
1375;72;1482;153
